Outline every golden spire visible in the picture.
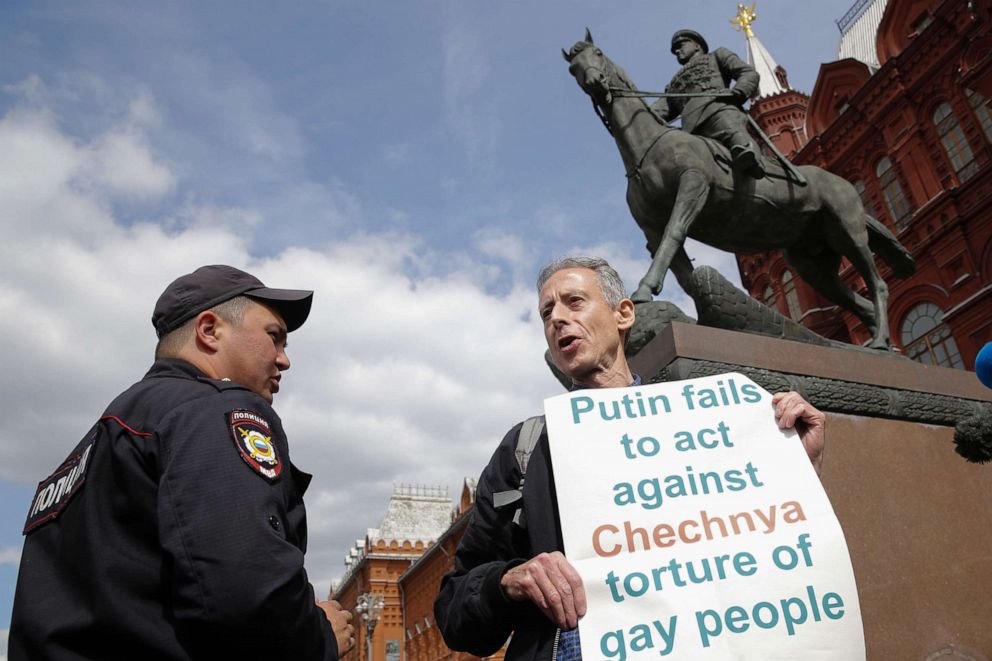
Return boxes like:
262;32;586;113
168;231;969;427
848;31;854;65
731;2;758;39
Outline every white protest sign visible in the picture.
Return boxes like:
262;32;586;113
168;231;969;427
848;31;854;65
545;373;864;660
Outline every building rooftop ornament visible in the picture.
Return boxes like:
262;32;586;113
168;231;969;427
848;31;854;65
731;2;757;39
733;3;789;99
336;484;453;585
370;483;452;544
835;0;889;69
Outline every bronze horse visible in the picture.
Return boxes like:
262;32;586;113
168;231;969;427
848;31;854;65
564;32;914;349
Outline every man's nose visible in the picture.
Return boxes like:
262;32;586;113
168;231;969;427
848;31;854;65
277;348;291;371
549;301;569;325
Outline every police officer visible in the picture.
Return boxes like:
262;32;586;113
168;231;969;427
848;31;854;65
652;29;765;178
9;265;355;660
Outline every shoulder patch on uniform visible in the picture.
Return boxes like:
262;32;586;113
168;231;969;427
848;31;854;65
24;427;98;534
229;409;282;481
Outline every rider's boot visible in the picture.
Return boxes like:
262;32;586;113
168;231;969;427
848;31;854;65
731;145;766;179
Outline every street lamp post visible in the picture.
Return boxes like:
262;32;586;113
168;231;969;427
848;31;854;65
355;592;385;661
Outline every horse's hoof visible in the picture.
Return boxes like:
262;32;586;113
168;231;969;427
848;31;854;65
631;287;654;303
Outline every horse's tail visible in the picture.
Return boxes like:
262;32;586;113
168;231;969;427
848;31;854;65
866;214;916;278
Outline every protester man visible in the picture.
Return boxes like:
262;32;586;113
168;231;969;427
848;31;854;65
434;256;824;660
10;265;354;660
652;29;765;178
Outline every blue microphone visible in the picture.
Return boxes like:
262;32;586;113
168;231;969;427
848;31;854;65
977;342;992;389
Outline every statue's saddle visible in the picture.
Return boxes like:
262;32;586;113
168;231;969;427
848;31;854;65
698;134;780;178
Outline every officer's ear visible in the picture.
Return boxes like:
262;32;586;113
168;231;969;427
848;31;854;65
193;310;224;352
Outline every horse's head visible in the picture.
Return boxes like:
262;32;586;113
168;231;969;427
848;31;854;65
563;29;615;105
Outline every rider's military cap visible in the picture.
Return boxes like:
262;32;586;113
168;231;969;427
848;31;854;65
671;29;709;54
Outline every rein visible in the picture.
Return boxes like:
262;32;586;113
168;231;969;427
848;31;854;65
588;75;670;181
625;130;668;182
591;98;614;136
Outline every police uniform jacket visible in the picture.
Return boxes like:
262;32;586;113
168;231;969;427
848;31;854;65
434;420;564;661
9;358;338;660
653;47;759;134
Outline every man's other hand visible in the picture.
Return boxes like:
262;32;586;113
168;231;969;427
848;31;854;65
773;391;825;475
318;600;355;656
500;552;586;630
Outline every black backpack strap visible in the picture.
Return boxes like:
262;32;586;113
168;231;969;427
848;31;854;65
492;415;545;528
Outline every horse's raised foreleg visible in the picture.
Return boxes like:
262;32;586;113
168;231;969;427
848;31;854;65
632;169;708;302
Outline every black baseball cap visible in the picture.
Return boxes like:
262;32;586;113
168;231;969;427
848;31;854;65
152;265;313;338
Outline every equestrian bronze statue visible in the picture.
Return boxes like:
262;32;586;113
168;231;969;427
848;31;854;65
563;31;914;349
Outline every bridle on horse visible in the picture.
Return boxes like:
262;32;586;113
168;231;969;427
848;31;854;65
579;63;616;136
581;60;671;182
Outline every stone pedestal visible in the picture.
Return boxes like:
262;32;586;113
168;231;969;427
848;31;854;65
629;323;992;660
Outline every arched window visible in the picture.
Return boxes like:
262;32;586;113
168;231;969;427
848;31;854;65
781;271;802;320
762;284;777;310
933;103;978;181
875;157;912;229
774;65;789;89
966;88;992;143
852;180;872;214
901;302;963;368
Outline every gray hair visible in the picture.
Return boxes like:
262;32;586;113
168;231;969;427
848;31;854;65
155;295;252;359
536;256;626;308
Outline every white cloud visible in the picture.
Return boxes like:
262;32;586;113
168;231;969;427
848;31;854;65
0;548;20;567
86;129;176;197
0;87;561;596
441;27;499;167
474;227;534;270
167;51;306;166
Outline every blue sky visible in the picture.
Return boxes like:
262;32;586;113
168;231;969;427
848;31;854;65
0;0;857;650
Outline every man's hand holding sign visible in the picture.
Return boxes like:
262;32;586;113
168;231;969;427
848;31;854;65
501;551;587;630
773;391;826;475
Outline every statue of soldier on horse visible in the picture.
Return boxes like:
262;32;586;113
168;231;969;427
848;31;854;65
563;29;914;349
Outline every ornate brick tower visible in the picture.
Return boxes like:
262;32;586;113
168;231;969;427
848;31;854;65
399;479;506;660
734;2;812;159
331;485;454;661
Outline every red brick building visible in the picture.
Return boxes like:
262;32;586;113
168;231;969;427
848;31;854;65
398;480;506;661
739;0;992;368
331;485;453;661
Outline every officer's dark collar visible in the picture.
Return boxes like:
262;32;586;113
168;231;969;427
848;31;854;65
145;357;211;381
569;373;641;392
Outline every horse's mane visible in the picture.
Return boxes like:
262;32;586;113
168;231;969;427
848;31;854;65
612;64;637;92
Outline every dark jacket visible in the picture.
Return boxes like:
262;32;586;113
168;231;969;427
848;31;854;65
9;359;337;661
654;47;759;133
434;420;564;660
